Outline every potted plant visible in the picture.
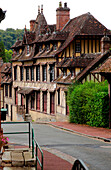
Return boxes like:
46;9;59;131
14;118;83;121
0;134;9;154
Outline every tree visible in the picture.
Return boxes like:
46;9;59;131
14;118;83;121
0;28;25;50
0;41;5;62
5;49;13;62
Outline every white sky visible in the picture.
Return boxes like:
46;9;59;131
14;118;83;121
0;0;111;30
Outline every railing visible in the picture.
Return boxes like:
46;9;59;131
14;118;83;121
72;159;89;170
1;121;31;148
1;121;44;170
32;127;43;170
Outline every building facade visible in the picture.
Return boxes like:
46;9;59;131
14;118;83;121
2;2;111;122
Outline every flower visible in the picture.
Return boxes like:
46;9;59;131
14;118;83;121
0;135;9;147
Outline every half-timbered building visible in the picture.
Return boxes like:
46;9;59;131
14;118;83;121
3;2;111;121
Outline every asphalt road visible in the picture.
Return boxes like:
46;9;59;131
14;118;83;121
2;123;111;170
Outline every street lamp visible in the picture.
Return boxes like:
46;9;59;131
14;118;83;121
0;8;6;135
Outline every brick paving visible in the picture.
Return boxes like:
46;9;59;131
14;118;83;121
1;143;73;170
49;122;111;141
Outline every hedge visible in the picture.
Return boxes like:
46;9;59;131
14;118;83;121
67;81;109;127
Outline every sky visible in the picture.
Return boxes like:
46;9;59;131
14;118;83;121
0;0;111;30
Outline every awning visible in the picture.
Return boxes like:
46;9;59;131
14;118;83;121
18;88;34;95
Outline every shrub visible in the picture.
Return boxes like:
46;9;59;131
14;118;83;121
67;81;109;127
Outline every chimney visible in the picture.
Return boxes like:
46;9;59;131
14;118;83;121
30;20;35;32
56;2;70;31
38;5;40;14
101;33;110;54
41;5;43;14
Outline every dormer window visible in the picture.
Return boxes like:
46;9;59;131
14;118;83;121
17;50;19;55
63;69;67;78
46;44;49;51
71;70;75;77
75;42;81;53
27;45;30;55
39;46;42;52
54;44;57;51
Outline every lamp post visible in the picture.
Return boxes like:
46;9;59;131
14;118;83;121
0;8;6;135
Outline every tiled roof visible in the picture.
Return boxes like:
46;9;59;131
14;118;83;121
74;50;111;82
11;39;23;49
18;44;36;61
55;73;72;84
1;63;12;85
57;54;96;68
92;55;111;73
23;31;36;45
45;32;69;42
34;13;47;34
56;12;111;54
34;47;57;59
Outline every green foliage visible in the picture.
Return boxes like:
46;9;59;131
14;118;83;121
0;41;13;62
67;81;109;127
5;49;13;63
0;28;25;50
0;41;5;62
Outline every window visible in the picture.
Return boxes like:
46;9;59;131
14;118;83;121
58;89;60;105
54;44;57;51
5;85;8;97
50;65;55;82
20;67;24;81
9;85;12;97
71;70;74;77
14;66;17;80
63;70;67;77
46;44;49;51
26;67;29;81
39;46;42;52
31;67;34;81
31;93;35;109
43;92;47;113
17;50;19;55
36;91;40;111
27;45;30;55
43;65;47;81
75;42;81;53
36;66;40;81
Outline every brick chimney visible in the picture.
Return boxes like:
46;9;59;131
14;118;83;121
101;34;110;54
56;2;70;31
30;20;35;32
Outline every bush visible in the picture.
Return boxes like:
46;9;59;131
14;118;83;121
67;81;109;127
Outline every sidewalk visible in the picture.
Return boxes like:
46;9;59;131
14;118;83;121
1;143;73;170
48;122;111;142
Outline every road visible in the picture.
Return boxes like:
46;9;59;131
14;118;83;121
2;123;111;170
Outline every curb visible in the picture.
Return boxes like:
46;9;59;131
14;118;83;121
34;122;111;143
